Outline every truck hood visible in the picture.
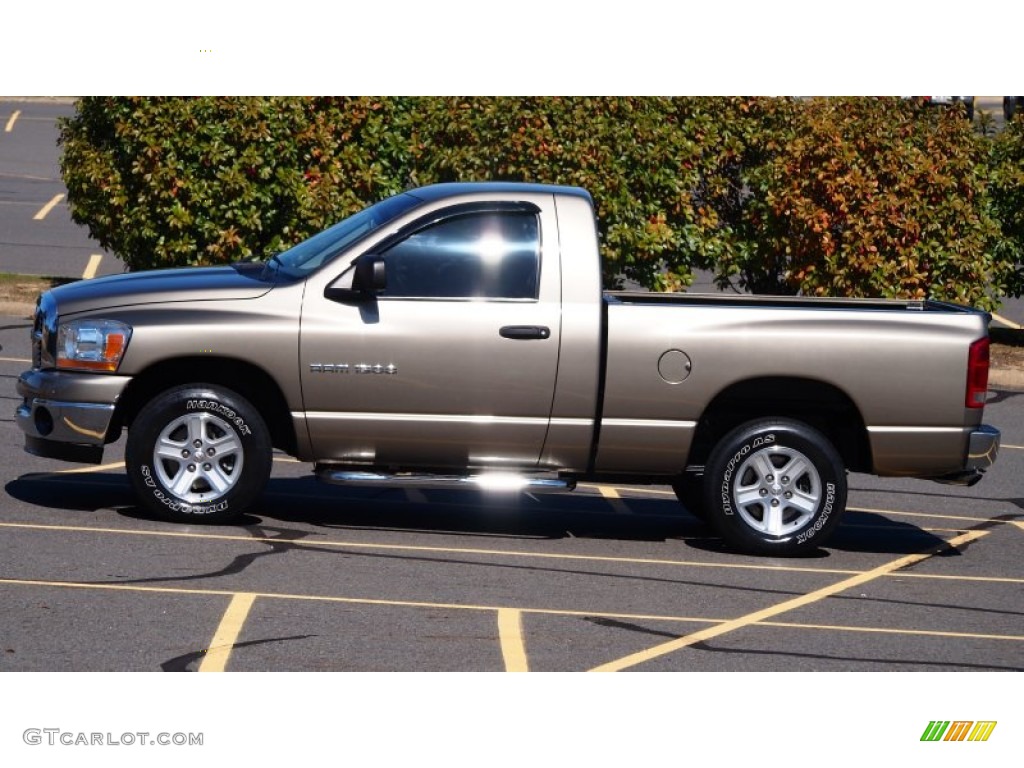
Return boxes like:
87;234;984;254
48;264;275;316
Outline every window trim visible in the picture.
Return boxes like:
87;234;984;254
374;201;542;254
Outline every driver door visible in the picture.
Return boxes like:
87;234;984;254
299;201;561;469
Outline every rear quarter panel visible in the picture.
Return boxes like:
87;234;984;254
596;301;987;476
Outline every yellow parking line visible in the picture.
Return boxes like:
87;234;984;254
54;461;125;474
991;313;1022;330
498;608;529;672
589;529;990;672
597;484;633;515
4;110;20;132
1003;444;1023;451
760;619;1024;643
0;575;716;623
0;356;31;363
1;576;1021;660
581;483;674;497
198;592;256;672
3;520;1022;583
82;254;103;279
33;193;65;221
848;506;1011;525
0;521;861;576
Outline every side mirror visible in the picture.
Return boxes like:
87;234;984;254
354;254;387;293
324;255;387;302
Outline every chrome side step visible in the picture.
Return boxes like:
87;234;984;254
315;468;575;493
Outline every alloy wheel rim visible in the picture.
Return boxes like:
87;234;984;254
730;445;821;536
153;412;244;503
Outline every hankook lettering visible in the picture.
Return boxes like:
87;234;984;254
184;399;252;435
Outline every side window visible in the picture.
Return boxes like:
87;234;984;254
380;211;540;299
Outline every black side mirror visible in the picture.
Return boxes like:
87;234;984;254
325;255;387;302
354;254;387;292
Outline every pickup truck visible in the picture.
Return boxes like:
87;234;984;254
16;182;1001;555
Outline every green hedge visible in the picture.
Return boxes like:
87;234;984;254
60;97;1022;309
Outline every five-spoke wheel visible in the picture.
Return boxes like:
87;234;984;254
126;384;271;523
701;418;847;555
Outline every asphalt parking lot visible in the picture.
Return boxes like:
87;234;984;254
2;315;1021;672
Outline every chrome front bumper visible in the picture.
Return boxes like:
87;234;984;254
16;369;130;463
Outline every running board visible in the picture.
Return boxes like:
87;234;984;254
315;469;575;493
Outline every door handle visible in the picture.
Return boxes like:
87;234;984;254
499;325;551;340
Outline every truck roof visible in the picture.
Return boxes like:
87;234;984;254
405;181;593;204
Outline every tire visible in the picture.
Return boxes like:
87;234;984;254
671;474;708;520
126;384;272;524
702;418;846;555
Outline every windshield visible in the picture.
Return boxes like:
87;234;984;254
268;192;422;277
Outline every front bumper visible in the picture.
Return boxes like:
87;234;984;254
934;424;1001;486
16;369;131;464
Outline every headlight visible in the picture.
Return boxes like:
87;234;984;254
56;319;132;372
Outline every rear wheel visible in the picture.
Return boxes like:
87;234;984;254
702;418;846;555
126;384;272;523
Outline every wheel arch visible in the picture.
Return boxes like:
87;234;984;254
112;356;298;456
688;376;872;473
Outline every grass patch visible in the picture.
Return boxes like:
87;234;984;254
0;273;75;305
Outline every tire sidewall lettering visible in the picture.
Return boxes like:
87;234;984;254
140;464;231;517
796;481;835;545
185;398;252;436
719;433;775;516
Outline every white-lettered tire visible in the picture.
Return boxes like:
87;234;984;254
125;384;272;524
703;418;846;555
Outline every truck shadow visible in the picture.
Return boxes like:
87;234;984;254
5;472;993;558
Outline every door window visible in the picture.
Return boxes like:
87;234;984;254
380;212;540;300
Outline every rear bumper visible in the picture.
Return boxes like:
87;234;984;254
933;425;1000;486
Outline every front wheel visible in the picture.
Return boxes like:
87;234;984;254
126;384;272;524
703;418;847;555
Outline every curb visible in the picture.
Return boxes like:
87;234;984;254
0;97;77;105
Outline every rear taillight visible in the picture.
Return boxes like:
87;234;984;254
966;338;990;408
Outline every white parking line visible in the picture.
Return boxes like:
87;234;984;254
33;193;65;221
4;110;20;132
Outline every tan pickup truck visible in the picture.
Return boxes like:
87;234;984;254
16;182;1000;554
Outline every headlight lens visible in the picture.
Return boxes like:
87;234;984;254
56;319;132;372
